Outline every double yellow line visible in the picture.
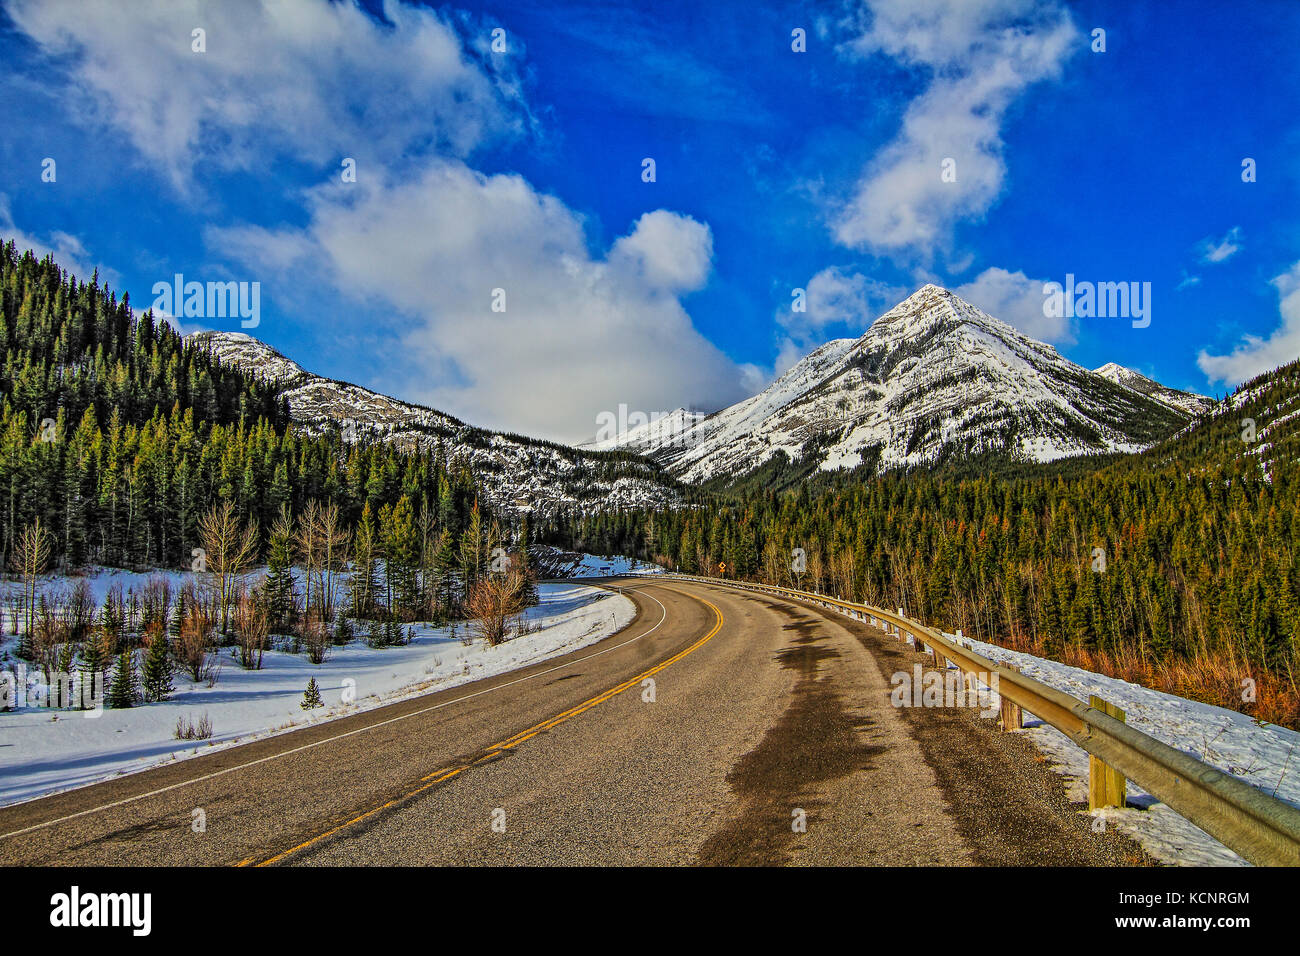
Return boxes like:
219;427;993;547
246;588;723;866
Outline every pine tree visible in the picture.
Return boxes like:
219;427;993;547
517;516;538;607
351;502;381;619
433;527;458;619
332;613;353;646
301;677;323;710
171;587;186;639
78;628;111;710
381;495;419;619
264;505;296;631
383;617;402;646
141;634;174;702
99;588;124;655
107;649;138;708
458;501;485;596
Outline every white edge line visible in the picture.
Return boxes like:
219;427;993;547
0;583;670;842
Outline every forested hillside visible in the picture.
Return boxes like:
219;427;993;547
547;359;1300;725
0;242;491;574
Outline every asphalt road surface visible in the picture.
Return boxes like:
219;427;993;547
0;578;1151;866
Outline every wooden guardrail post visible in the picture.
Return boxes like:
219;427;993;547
1088;695;1127;810
1000;665;1022;731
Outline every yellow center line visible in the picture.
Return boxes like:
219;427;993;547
246;587;723;867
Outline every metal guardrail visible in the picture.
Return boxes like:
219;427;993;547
664;572;1300;867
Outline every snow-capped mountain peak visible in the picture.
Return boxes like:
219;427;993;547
603;285;1201;483
579;406;708;453
187;285;1212;499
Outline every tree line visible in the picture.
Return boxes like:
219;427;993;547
6;497;538;713
545;359;1300;727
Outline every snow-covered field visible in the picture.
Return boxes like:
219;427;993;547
531;546;664;578
938;628;1300;866
0;572;635;807
550;552;664;577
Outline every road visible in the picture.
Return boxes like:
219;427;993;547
0;578;1150;866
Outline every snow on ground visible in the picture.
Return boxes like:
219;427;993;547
0;579;635;808
936;628;1300;866
0;565;194;609
545;551;664;577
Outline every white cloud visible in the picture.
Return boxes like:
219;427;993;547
7;0;528;191
13;0;752;441
609;210;713;293
1197;226;1243;264
1198;261;1300;386
834;0;1077;260
791;267;906;333
773;267;908;374
955;266;1071;344
210;162;751;443
782;267;906;338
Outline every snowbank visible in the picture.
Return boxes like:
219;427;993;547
0;580;635;807
942;629;1300;866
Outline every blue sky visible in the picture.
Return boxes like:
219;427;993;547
2;0;1299;443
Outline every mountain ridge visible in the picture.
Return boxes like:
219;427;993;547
1091;361;1215;417
185;331;686;517
189;284;1217;499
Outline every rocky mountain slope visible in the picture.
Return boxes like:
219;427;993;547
579;407;707;455
186;332;684;517
1092;362;1215;417
611;285;1202;483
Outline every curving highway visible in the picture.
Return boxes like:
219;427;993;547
0;578;1150;866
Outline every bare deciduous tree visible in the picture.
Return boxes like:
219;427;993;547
299;610;331;665
294;500;351;622
197;501;259;636
176;582;215;683
316;502;350;621
65;578;96;643
232;586;270;670
296;500;321;618
31;595;64;683
13;518;52;641
139;575;173;638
